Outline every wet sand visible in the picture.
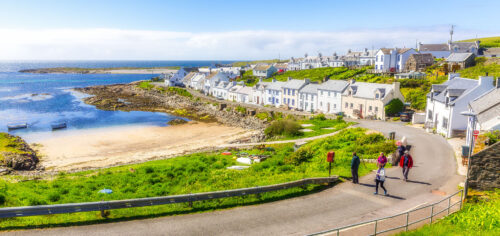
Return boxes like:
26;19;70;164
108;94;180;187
28;123;257;171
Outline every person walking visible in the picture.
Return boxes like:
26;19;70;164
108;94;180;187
374;166;388;195
350;152;360;184
377;152;387;168
399;150;414;181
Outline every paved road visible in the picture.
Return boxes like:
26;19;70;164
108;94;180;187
4;120;463;236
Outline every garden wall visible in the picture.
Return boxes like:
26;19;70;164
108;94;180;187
468;141;500;190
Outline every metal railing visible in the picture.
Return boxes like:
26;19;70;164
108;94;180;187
0;176;337;218
308;189;464;236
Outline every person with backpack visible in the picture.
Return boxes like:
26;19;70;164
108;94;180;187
350;152;360;184
399;150;414;181
374;166;388;195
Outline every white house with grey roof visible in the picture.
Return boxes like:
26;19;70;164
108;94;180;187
417;43;451;58
374;48;417;73
264;80;286;107
298;84;321;112
317;80;349;114
425;73;495;138
465;82;500;146
282;78;310;110
251;79;272;105
253;65;277;78
342;80;404;120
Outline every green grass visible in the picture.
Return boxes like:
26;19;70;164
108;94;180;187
457;57;500;79
0;128;392;229
137;81;154;90
460;36;500;48
266;116;353;141
0;133;31;162
270;67;368;83
167;87;193;98
399;189;500;236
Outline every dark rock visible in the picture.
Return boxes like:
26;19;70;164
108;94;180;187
168;118;188;125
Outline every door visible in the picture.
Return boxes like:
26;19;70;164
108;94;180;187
327;103;330;113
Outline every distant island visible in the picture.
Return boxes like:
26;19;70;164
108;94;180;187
19;66;180;74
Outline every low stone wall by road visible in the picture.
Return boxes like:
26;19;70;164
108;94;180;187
468;141;500;190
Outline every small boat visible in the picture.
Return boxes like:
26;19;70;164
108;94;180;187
7;123;28;130
51;122;67;130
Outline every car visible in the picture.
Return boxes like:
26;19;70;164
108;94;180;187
400;111;414;122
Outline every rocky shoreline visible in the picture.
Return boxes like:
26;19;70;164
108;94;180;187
74;82;268;134
0;133;40;175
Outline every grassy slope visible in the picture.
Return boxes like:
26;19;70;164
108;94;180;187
457;57;500;78
0;133;31;162
0;128;394;229
232;59;288;67
266;117;353;141
460;36;500;48
398;189;500;236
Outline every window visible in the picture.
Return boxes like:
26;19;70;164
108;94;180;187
292;99;295;106
345;102;348;108
320;91;323;95
334;104;336;108
380;65;384;70
369;106;372;111
397;55;401;61
375;93;379;99
443;117;448;128
320;102;323;107
350;103;353;108
334;92;337;97
328;91;331;97
428;110;433;120
283;98;286;104
306;94;309;100
292;90;295;96
381;55;384;62
375;107;378;112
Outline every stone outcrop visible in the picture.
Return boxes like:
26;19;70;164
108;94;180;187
0;134;39;171
74;82;267;131
468;141;500;190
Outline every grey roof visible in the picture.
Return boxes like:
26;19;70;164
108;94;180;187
317;80;349;92
235;86;253;95
299;84;321;94
470;88;500;125
266;81;286;91
282;79;308;89
428;77;479;103
344;82;394;99
446;53;474;62
419;44;449;51
449;42;478;52
482;48;500;56
254;81;272;90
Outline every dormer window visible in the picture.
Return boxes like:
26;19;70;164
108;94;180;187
375;93;380;99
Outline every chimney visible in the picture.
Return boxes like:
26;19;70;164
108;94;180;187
448;73;460;80
392;82;400;92
305;79;310;84
478;76;494;87
272;78;277;83
287;77;292;81
349;79;356;84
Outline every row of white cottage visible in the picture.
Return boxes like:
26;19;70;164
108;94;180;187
180;70;405;120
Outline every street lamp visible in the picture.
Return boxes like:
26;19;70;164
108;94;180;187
460;111;477;198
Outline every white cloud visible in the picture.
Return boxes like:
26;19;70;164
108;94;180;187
0;27;494;60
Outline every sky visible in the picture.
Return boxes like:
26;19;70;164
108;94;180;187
0;0;499;60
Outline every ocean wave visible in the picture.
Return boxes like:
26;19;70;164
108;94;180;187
0;93;54;102
0;87;18;92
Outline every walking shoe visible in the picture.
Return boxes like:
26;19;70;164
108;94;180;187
384;191;388;196
373;192;378;195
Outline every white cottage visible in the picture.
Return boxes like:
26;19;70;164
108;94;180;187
317;80;349;114
374;48;417;73
264;80;286;107
425;73;495;138
298;84;321;112
466;82;500;146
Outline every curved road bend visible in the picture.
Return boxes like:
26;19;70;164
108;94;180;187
5;120;463;236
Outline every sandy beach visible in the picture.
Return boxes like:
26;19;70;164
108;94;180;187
28;122;257;171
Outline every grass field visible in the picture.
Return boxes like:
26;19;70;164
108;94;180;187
398;189;500;236
0;128;394;229
460;36;500;48
266;116;353;141
0;133;32;162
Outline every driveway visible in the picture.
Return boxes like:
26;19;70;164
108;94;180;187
4;120;463;236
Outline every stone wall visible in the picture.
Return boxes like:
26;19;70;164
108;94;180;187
468;141;500;190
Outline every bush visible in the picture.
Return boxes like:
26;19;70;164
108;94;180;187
385;99;404;116
285;146;314;165
0;194;5;205
138;81;154;90
235;106;246;113
167;87;193;98
265;119;302;138
313;114;326;120
484;130;500;145
255;112;269;121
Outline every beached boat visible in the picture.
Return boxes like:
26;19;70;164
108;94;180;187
51;122;67;130
7;123;28;130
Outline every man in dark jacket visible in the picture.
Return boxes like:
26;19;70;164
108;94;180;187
399;150;414;181
351;152;360;184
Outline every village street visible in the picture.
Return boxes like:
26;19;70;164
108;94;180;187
6;120;464;236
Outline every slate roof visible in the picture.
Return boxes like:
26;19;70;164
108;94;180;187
446;53;474;62
282;79;308;89
254;65;272;71
344;82;394;99
428;77;479;103
470;88;500;125
379;48;413;54
317;80;349;92
419;44;449;51
299;84;321;94
182;72;197;83
266;81;286;91
449;42;478;52
409;53;434;63
235;86;253;95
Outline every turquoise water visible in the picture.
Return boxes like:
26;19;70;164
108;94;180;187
0;61;233;137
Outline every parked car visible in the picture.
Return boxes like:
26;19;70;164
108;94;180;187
400;111;414;122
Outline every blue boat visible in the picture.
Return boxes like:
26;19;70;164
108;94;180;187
7;123;28;130
51;122;67;130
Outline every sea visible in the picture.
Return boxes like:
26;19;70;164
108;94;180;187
0;60;235;141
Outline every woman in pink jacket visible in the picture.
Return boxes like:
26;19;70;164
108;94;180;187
377;152;388;168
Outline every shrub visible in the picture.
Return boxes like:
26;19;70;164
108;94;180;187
336;115;344;122
484;130;500;145
385;99;404;116
144;166;155;174
235;106;246;113
138;81;154;90
313;114;326;120
0;194;5;205
167;87;193;98
255;112;269;121
285;146;314;165
265;119;302;138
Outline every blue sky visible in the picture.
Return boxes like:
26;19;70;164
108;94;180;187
0;0;498;60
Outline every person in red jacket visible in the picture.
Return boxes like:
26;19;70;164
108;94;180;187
399;150;413;181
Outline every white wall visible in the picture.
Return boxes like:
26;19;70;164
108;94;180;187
317;89;342;114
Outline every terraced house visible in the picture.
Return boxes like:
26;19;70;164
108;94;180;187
317;79;349;114
264;80;286;107
374;48;417;73
253;64;277;78
425;74;495;138
282;78;310;110
298;83;321;112
342;80;404;120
